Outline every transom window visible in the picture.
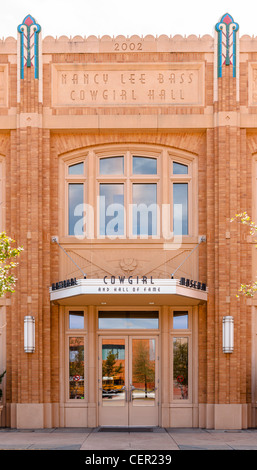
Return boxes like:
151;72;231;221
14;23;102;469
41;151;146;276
68;162;84;175
69;311;84;329
100;156;124;175
173;162;188;175
133;156;157;175
98;311;159;329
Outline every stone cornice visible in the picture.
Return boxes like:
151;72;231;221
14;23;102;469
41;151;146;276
1;33;257;54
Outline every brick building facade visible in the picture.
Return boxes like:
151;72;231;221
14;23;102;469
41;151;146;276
0;12;256;429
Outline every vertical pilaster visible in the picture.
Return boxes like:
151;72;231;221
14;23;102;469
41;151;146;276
7;15;53;427
88;306;97;427
161;306;169;427
205;13;251;428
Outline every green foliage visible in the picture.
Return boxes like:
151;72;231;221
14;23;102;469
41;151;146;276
0;370;5;384
0;232;23;297
132;340;155;397
0;234;22;402
231;212;257;297
173;339;188;385
102;350;123;378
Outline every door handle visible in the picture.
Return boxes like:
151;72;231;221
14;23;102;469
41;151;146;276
129;385;141;401
118;385;128;402
100;386;128;401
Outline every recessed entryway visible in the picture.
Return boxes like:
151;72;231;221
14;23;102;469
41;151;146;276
98;334;159;427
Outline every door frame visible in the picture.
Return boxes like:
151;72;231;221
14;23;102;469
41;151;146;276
98;332;160;427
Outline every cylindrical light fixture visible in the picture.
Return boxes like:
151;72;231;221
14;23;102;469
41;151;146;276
24;316;35;353
222;316;234;353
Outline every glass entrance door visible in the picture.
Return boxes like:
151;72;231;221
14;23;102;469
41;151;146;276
99;336;159;427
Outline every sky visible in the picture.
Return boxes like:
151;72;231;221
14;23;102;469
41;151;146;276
1;0;256;39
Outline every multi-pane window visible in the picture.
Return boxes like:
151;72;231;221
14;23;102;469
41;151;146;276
64;149;194;238
98;154;158;238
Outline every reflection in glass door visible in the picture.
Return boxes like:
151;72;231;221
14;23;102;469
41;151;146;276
131;339;156;405
99;336;158;427
102;339;126;407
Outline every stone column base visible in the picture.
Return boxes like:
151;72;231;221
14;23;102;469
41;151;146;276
199;403;250;429
7;403;93;429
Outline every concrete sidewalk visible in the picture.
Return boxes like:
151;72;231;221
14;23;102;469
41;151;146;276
0;427;257;450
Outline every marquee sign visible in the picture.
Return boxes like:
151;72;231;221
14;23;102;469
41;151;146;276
179;277;206;291
52;277;77;290
51;275;206;292
49;276;208;305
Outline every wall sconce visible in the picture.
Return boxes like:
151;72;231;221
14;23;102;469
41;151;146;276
24;316;35;353
222;316;234;353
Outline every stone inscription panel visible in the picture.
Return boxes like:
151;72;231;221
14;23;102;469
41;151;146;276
52;63;204;107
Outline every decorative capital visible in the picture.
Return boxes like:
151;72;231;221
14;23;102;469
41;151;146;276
18;14;41;79
215;13;239;78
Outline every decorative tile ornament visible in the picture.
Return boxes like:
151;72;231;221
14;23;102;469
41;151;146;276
18;14;41;79
215;13;239;78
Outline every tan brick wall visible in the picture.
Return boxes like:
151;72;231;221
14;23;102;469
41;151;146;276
0;31;255;428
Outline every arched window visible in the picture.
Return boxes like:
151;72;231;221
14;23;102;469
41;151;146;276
60;146;197;240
